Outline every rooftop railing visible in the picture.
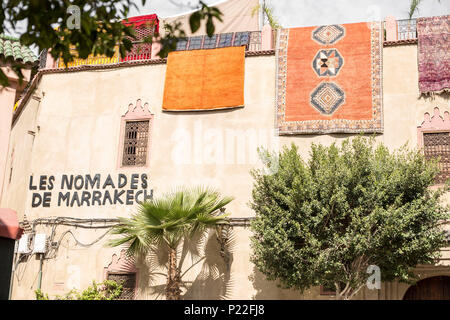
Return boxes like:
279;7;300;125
39;17;424;70
397;18;417;40
56;41;152;68
174;31;262;52
47;31;266;70
384;17;419;42
38;49;47;69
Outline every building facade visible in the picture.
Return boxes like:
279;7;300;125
1;10;450;299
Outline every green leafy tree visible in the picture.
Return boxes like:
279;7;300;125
0;0;223;86
108;187;232;300
250;137;449;300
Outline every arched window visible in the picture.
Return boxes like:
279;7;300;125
118;100;154;168
417;107;450;184
104;250;138;300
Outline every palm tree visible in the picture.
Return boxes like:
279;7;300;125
408;0;441;19
107;187;233;300
252;2;282;29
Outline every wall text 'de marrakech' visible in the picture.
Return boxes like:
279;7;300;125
29;174;153;208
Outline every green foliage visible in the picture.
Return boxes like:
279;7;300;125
108;186;233;255
408;0;441;18
250;137;449;299
409;0;422;18
108;186;232;299
251;4;281;29
0;0;222;85
35;280;123;300
189;2;223;35
159;1;222;58
35;288;49;300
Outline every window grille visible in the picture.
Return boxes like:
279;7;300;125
127;42;152;58
248;31;262;51
107;273;136;300
397;19;417;40
423;132;450;184
121;25;155;61
38;49;47;69
203;35;217;49
122;120;149;166
133;26;155;41
188;36;203;50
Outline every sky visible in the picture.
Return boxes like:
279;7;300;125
129;0;450;28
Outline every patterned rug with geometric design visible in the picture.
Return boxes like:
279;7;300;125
276;22;384;134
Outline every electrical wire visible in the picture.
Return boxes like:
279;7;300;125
54;229;111;248
15;215;251;267
31;217;121;232
13;217;122;274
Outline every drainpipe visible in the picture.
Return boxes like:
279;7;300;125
37;253;44;291
8;240;18;300
261;0;266;28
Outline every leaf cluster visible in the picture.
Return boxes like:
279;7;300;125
35;279;123;300
108;186;233;258
0;0;223;85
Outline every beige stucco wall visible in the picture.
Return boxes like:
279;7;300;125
3;44;450;300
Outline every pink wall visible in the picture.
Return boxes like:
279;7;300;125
385;16;398;42
0;66;32;200
0;84;18;199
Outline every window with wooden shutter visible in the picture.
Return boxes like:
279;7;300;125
107;273;136;300
423;132;450;184
122;120;149;166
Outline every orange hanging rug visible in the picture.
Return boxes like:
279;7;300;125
162;46;245;111
276;22;383;134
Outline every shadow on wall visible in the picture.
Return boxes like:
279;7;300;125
183;226;236;300
249;265;306;300
419;92;450;102
136;226;236;300
134;224;336;300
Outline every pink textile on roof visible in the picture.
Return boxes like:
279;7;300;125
122;14;159;33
